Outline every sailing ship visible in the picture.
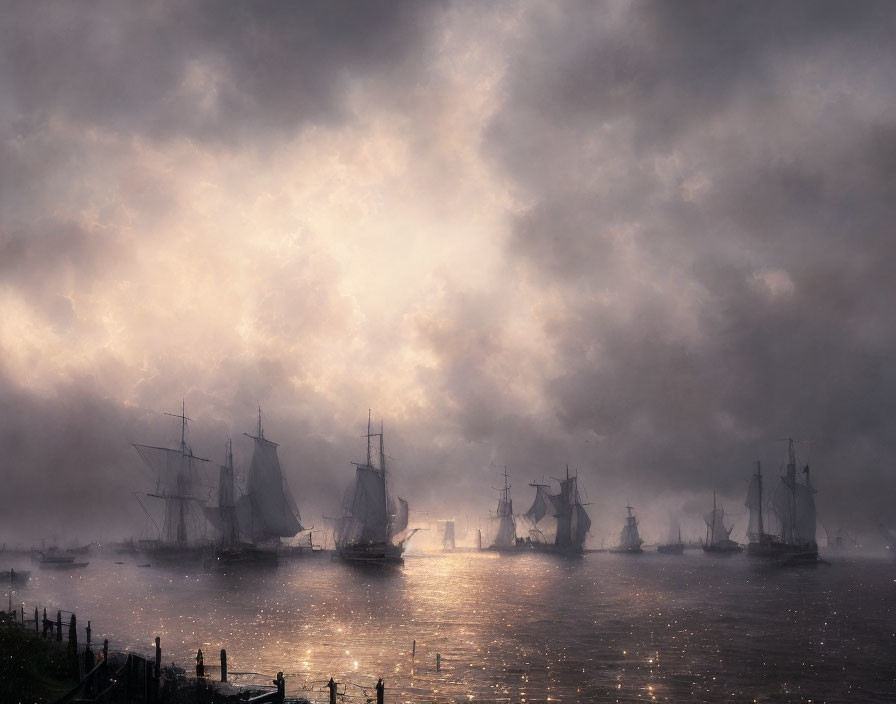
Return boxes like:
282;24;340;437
442;520;456;552
133;403;213;563
487;468;518;552
335;414;412;564
611;505;643;553
744;438;818;563
203;414;304;566
657;523;684;555
702;491;742;554
524;467;591;555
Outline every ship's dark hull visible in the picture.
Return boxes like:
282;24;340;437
747;535;818;563
657;543;684;554
530;541;585;557
610;546;643;554
209;544;278;567
336;542;403;564
703;542;743;554
137;542;208;565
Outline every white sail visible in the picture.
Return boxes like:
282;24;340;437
493;513;517;548
618;507;642;550
393;497;409;536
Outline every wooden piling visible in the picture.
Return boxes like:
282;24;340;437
196;648;204;678
34;607;38;633
436;653;441;671
376;677;385;704
412;639;416;658
275;671;285;703
42;608;48;637
56;611;62;642
327;677;337;704
155;636;161;674
69;614;77;649
103;638;109;662
220;648;227;682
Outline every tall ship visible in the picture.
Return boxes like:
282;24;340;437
133;403;213;563
524;468;591;555
610;505;643;554
487;468;518;552
744;438;818;563
702;491;742;554
204;411;304;565
335;414;411;564
657;520;684;555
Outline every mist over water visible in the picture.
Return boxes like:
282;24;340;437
6;552;894;703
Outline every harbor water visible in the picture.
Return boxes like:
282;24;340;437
6;550;895;703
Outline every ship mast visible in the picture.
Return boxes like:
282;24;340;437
756;461;764;538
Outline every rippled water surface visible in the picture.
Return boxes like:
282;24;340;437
7;550;895;703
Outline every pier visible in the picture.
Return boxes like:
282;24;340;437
1;602;389;704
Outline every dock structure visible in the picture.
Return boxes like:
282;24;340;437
3;602;388;703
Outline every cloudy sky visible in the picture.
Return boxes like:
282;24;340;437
2;1;895;547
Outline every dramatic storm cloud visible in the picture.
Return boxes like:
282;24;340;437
2;1;895;546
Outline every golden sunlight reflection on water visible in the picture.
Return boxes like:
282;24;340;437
9;551;896;702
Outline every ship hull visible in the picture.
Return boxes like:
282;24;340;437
747;538;817;563
209;544;278;567
657;544;684;554
336;542;404;564
610;546;643;554
530;541;584;557
137;541;208;565
703;541;743;554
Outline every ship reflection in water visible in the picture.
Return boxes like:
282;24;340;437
14;552;895;703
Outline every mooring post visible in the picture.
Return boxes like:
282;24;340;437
436;653;441;672
275;671;285;703
196;648;204;678
42;608;48;637
125;654;132;701
34;607;38;633
327;677;337;704
220;649;227;682
69;614;77;649
86;620;91;645
154;636;161;673
412;639;416;658
103;638;109;662
376;677;385;704
56;610;62;642
21;604;24;622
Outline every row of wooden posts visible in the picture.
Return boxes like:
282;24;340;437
10;605;392;703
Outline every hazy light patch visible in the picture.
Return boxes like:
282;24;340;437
750;267;795;298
